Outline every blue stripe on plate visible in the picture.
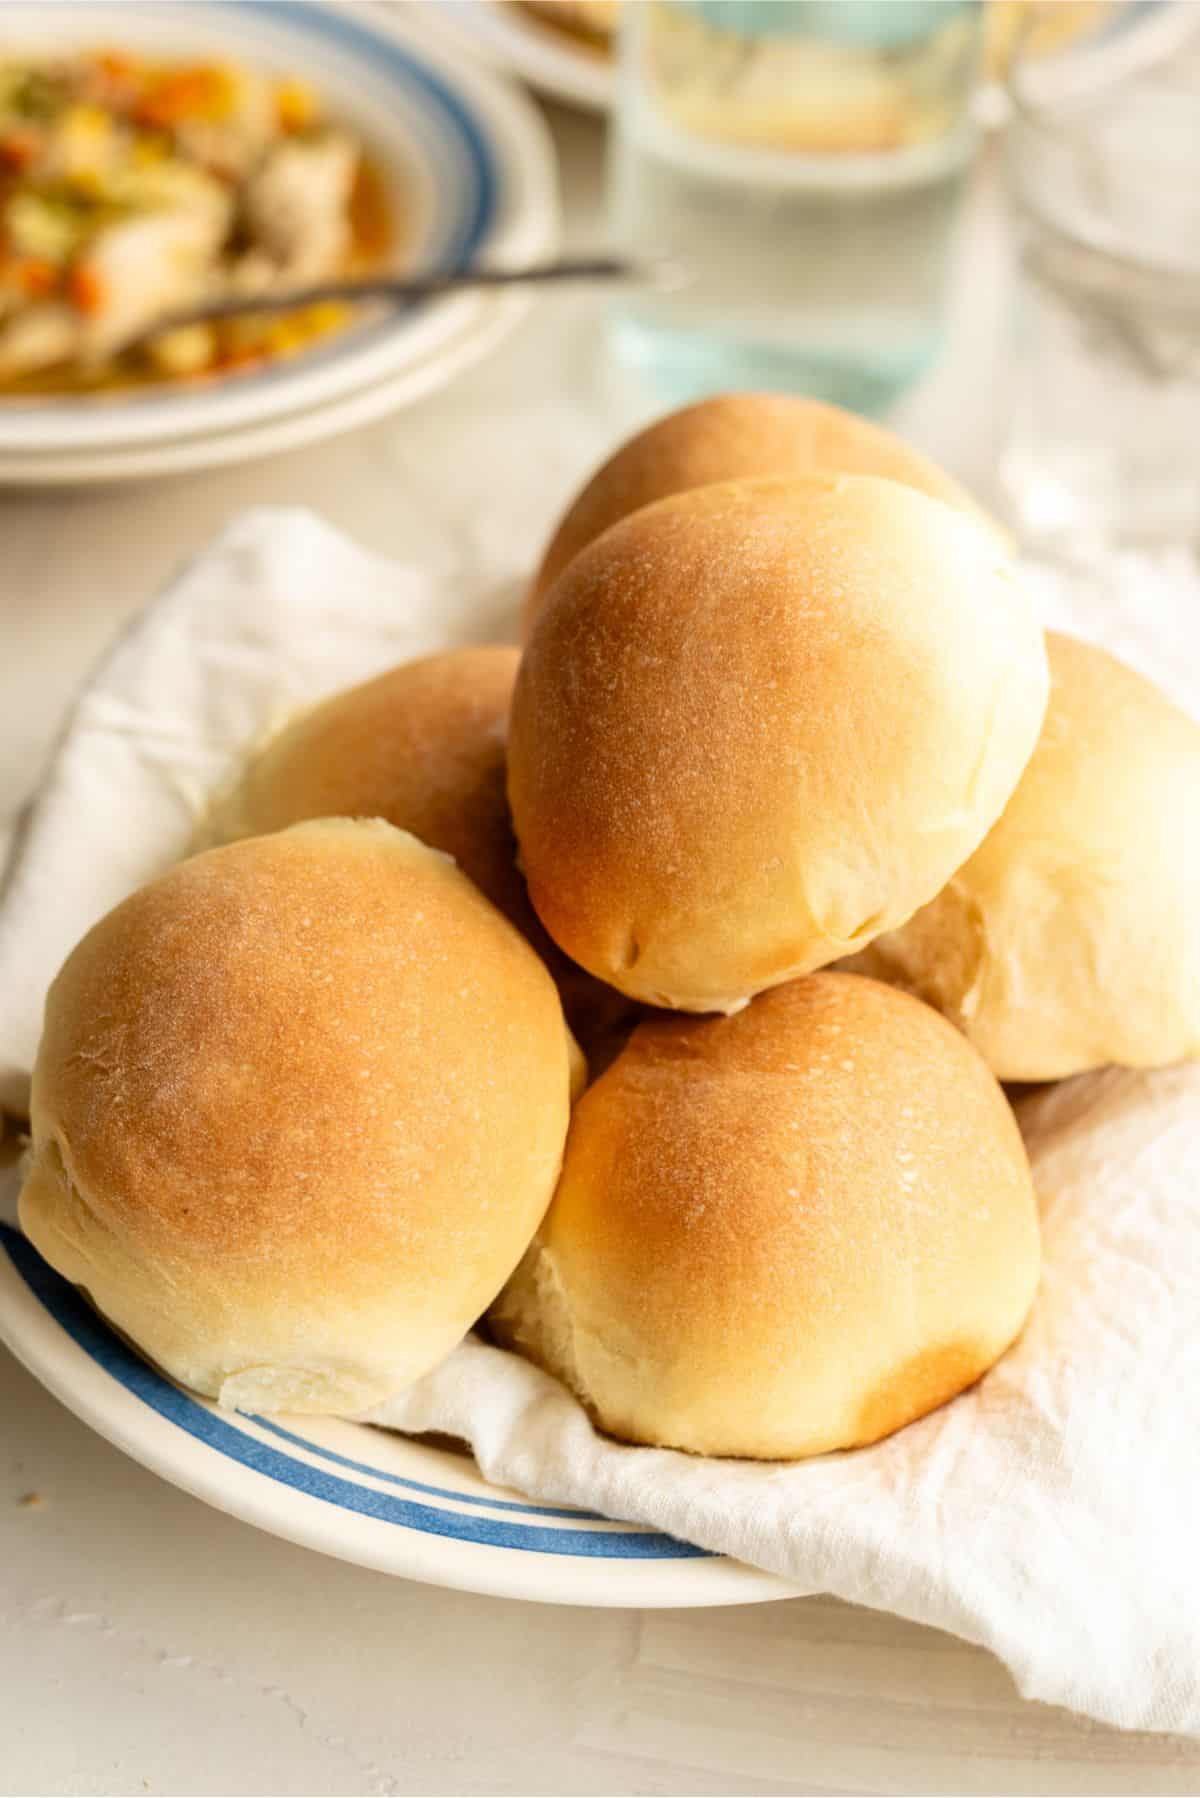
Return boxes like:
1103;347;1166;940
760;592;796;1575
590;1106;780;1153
0;1226;708;1560
0;1;501;419
252;1414;607;1522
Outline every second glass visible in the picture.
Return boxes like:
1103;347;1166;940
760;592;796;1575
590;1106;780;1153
1000;9;1200;552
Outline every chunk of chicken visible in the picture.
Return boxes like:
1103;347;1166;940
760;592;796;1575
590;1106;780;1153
0;151;235;375
0;52;374;387
241;132;357;284
76;192;231;361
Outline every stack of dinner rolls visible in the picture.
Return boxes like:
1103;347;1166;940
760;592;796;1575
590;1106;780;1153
21;395;1200;1460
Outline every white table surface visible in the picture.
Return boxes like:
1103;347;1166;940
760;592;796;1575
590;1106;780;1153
2;94;1197;1798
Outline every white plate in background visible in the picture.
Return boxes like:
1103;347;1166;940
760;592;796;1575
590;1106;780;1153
412;0;615;115
0;268;535;486
411;0;1188;131
0;3;558;467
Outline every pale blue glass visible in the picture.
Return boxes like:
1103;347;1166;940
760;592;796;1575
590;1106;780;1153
608;0;984;413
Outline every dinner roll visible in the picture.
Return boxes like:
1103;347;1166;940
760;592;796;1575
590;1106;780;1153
205;647;524;911
203;646;633;1064
526;392;1003;630
848;633;1200;1080
20;819;575;1413
509;475;1049;1012
490;973;1040;1459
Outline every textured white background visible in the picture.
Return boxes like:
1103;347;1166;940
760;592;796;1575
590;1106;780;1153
2;94;1198;1798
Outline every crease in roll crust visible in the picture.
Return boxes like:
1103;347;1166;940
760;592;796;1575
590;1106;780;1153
849;632;1200;1080
509;474;1049;1013
526;391;1006;632
20;818;577;1414
490;973;1041;1461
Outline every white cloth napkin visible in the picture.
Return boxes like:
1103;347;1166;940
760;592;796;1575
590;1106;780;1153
3;507;1199;1736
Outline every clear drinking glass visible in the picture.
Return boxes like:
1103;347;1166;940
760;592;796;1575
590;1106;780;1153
607;0;985;413
1000;7;1200;551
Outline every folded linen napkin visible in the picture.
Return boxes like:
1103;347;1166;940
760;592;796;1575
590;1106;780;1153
2;508;1198;1734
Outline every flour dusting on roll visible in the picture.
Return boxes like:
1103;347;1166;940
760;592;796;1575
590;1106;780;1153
204;647;524;912
526;391;1005;631
202;645;635;1067
20;819;576;1413
509;474;1049;1012
849;632;1200;1080
491;973;1041;1460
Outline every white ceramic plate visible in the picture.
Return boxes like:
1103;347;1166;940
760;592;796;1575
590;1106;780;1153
0;1212;793;1605
0;3;558;463
0;283;532;486
413;0;614;115
412;0;1186;131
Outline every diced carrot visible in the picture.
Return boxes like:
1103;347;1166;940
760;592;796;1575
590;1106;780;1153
135;65;232;128
68;262;107;317
14;258;58;299
0;130;40;173
95;50;137;82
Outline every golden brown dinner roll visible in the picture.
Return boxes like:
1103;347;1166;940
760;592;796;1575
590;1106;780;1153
509;475;1049;1013
205;647;524;912
491;973;1040;1459
847;633;1200;1081
526;392;1003;630
20;819;575;1413
203;646;636;1064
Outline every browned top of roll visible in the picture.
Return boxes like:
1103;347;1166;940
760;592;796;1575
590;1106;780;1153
509;474;1048;1012
207;646;524;919
21;821;575;1413
491;972;1041;1459
527;392;1003;629
204;645;637;1058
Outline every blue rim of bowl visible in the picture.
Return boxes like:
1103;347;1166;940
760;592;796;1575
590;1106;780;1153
0;1224;708;1561
0;0;500;416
